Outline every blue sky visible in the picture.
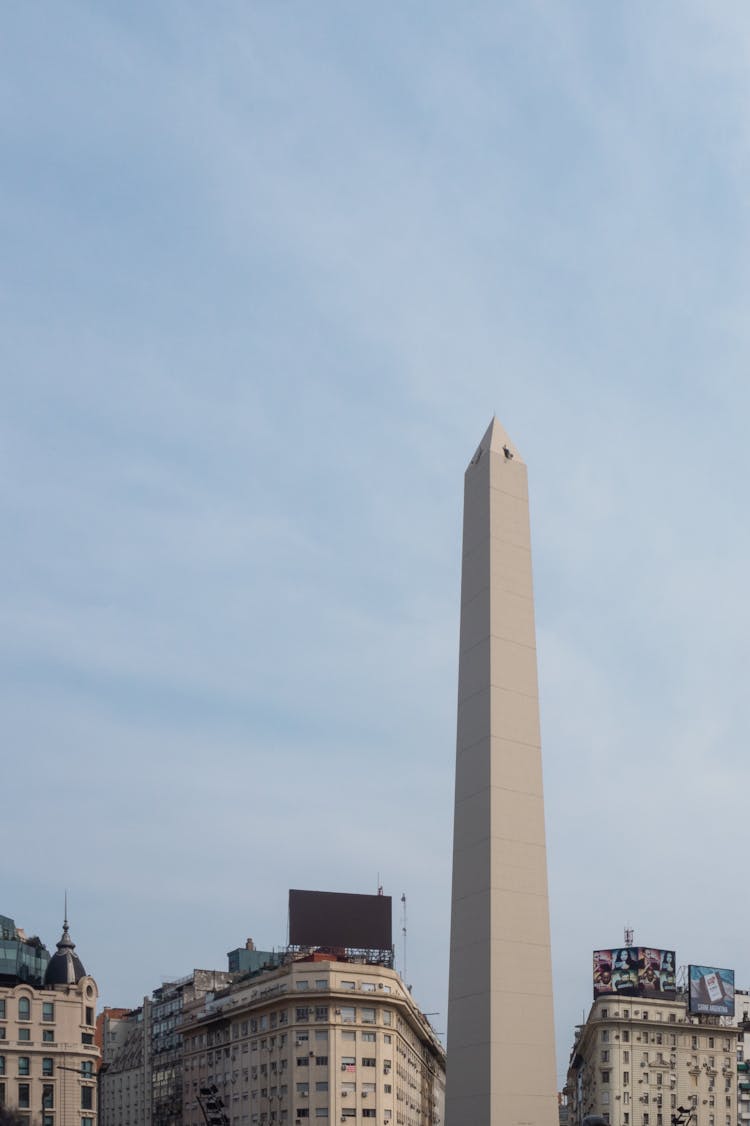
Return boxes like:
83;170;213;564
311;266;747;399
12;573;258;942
4;0;750;1085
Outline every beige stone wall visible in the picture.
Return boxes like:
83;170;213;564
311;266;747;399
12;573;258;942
567;996;739;1126
447;420;557;1126
0;975;99;1124
181;960;445;1126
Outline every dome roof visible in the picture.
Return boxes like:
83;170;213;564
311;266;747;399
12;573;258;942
44;919;86;986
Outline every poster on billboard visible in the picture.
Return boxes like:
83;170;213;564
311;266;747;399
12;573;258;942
593;947;676;998
638;948;676;997
593;948;638;997
688;966;735;1016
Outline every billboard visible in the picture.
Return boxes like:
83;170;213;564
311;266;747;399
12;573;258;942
688;965;735;1016
289;890;392;952
593;947;676;998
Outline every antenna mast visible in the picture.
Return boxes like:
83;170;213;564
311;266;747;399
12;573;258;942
401;893;407;981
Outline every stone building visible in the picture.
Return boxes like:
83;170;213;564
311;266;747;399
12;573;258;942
566;993;739;1126
180;956;445;1126
0;912;99;1125
98;1001;153;1126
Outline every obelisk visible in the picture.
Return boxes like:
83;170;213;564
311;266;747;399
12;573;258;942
445;419;557;1126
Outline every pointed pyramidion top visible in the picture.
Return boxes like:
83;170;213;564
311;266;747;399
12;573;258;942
468;416;524;469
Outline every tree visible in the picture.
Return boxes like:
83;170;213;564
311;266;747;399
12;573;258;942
0;1109;39;1126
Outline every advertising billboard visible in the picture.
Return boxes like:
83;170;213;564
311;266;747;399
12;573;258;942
593;947;676;998
289;889;392;952
688;965;735;1016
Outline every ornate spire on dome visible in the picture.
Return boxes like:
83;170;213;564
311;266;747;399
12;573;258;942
44;897;87;986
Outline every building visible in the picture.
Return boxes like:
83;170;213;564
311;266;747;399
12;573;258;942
0;912;99;1125
180;954;445;1126
446;419;557;1126
98;1002;153;1126
566;993;739;1126
151;970;235;1126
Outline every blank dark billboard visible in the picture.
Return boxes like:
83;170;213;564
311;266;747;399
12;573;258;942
593;947;676;998
688;965;735;1016
289;890;392;951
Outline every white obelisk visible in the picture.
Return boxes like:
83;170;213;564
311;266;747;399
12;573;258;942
445;419;557;1126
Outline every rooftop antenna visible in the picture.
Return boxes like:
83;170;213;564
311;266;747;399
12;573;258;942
401;893;407;981
624;926;634;948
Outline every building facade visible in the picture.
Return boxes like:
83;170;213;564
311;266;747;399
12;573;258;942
180;956;445;1126
98;1002;153;1126
0;914;99;1125
566;994;739;1126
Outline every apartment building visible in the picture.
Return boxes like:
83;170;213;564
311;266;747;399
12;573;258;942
180;956;445;1126
98;1001;153;1126
0;913;99;1125
566;994;739;1126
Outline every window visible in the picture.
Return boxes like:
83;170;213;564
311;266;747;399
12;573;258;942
341;1057;355;1070
315;1082;328;1093
43;1058;54;1076
601;1009;609;1019
296;1008;311;1022
624;1051;630;1063
601;1050;609;1063
42;1002;54;1022
361;983;376;993
315;1007;328;1022
81;1087;94;1110
18;998;30;1021
361;1008;376;1024
0;1003;4;1019
692;1036;698;1049
315;980;327;990
18;1058;30;1077
340;981;355;991
601;1070;610;1084
296;1109;309;1119
624;1073;630;1086
362;1058;376;1068
0;1058;4;1076
296;981;310;991
315;1111;329;1119
18;1028;30;1042
602;1030;610;1043
18;1084;29;1109
43;1118;54;1126
362;1032;375;1043
296;1083;309;1096
43;1084;54;1109
342;1032;356;1042
709;1037;715;1048
384;1034;391;1044
623;1031;630;1043
81;1060;94;1077
382;1011;392;1026
296;1057;309;1068
315;1057;328;1066
362;1112;375;1119
340;1007;355;1023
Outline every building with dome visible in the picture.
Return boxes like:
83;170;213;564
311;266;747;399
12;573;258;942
0;912;99;1125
